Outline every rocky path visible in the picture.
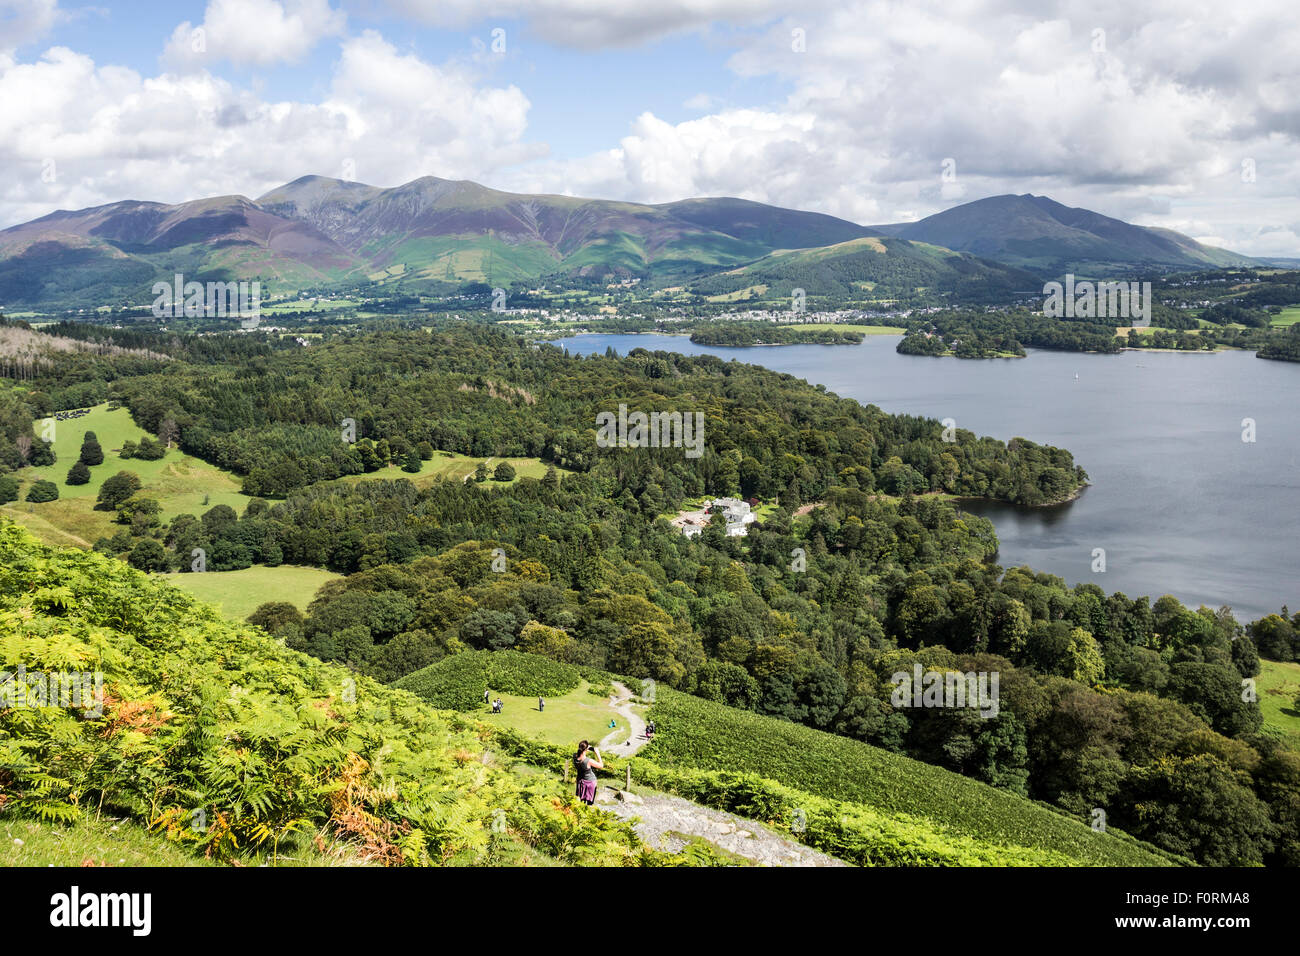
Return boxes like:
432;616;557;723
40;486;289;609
598;681;648;757
596;787;846;867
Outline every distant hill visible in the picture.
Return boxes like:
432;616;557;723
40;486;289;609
873;194;1257;277
256;175;884;285
0;195;365;307
687;234;1043;304
0;182;1262;307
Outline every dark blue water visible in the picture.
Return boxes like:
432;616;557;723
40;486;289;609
555;333;1300;623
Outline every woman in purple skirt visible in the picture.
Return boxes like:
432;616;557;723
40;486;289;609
573;741;603;805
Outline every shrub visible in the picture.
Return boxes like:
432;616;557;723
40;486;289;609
96;471;142;510
25;480;59;503
66;461;91;485
79;432;104;466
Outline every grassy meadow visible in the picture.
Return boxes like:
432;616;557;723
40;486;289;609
2;404;248;547
1258;658;1300;744
161;565;343;619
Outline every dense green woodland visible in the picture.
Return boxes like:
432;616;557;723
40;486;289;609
3;320;1299;865
689;323;864;346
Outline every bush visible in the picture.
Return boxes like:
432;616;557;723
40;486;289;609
134;437;166;461
0;475;20;504
25;480;59;503
493;461;516;481
127;538;169;572
97;471;142;510
79;432;104;466
66;461;91;485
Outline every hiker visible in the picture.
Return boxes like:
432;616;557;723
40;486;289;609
645;720;655;741
608;718;616;729
493;698;503;714
484;689;490;705
573;741;603;805
538;697;545;712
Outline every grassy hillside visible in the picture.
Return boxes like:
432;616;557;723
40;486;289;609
2;816;222;868
393;651;630;747
3;403;246;546
1258;659;1300;744
396;651;1181;866
690;235;1041;304
638;687;1183;866
160;565;342;619
336;450;558;488
0;523;666;867
393;649;584;709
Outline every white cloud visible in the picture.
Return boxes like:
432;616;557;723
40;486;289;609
502;0;1300;254
163;0;346;70
0;31;540;227
383;0;805;48
4;0;1300;257
0;0;58;54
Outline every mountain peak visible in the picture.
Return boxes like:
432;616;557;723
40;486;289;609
873;193;1252;275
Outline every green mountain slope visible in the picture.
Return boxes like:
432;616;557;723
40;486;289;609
689;235;1043;304
255;175;853;284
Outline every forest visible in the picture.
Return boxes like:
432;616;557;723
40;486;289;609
2;318;1298;866
689;323;865;346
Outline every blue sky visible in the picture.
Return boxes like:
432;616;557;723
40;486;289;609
30;2;788;160
2;0;1299;256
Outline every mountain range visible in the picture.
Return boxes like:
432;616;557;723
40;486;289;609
0;176;1262;309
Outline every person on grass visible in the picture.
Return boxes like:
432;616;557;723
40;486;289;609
573;741;603;805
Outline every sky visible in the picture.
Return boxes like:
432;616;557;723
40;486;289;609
2;0;1298;256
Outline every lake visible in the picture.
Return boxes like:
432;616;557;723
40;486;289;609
555;333;1299;624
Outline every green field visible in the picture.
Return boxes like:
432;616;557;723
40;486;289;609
472;680;634;749
1271;306;1300;326
3;404;248;547
260;297;361;314
161;565;343;619
1258;659;1300;743
338;450;558;488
